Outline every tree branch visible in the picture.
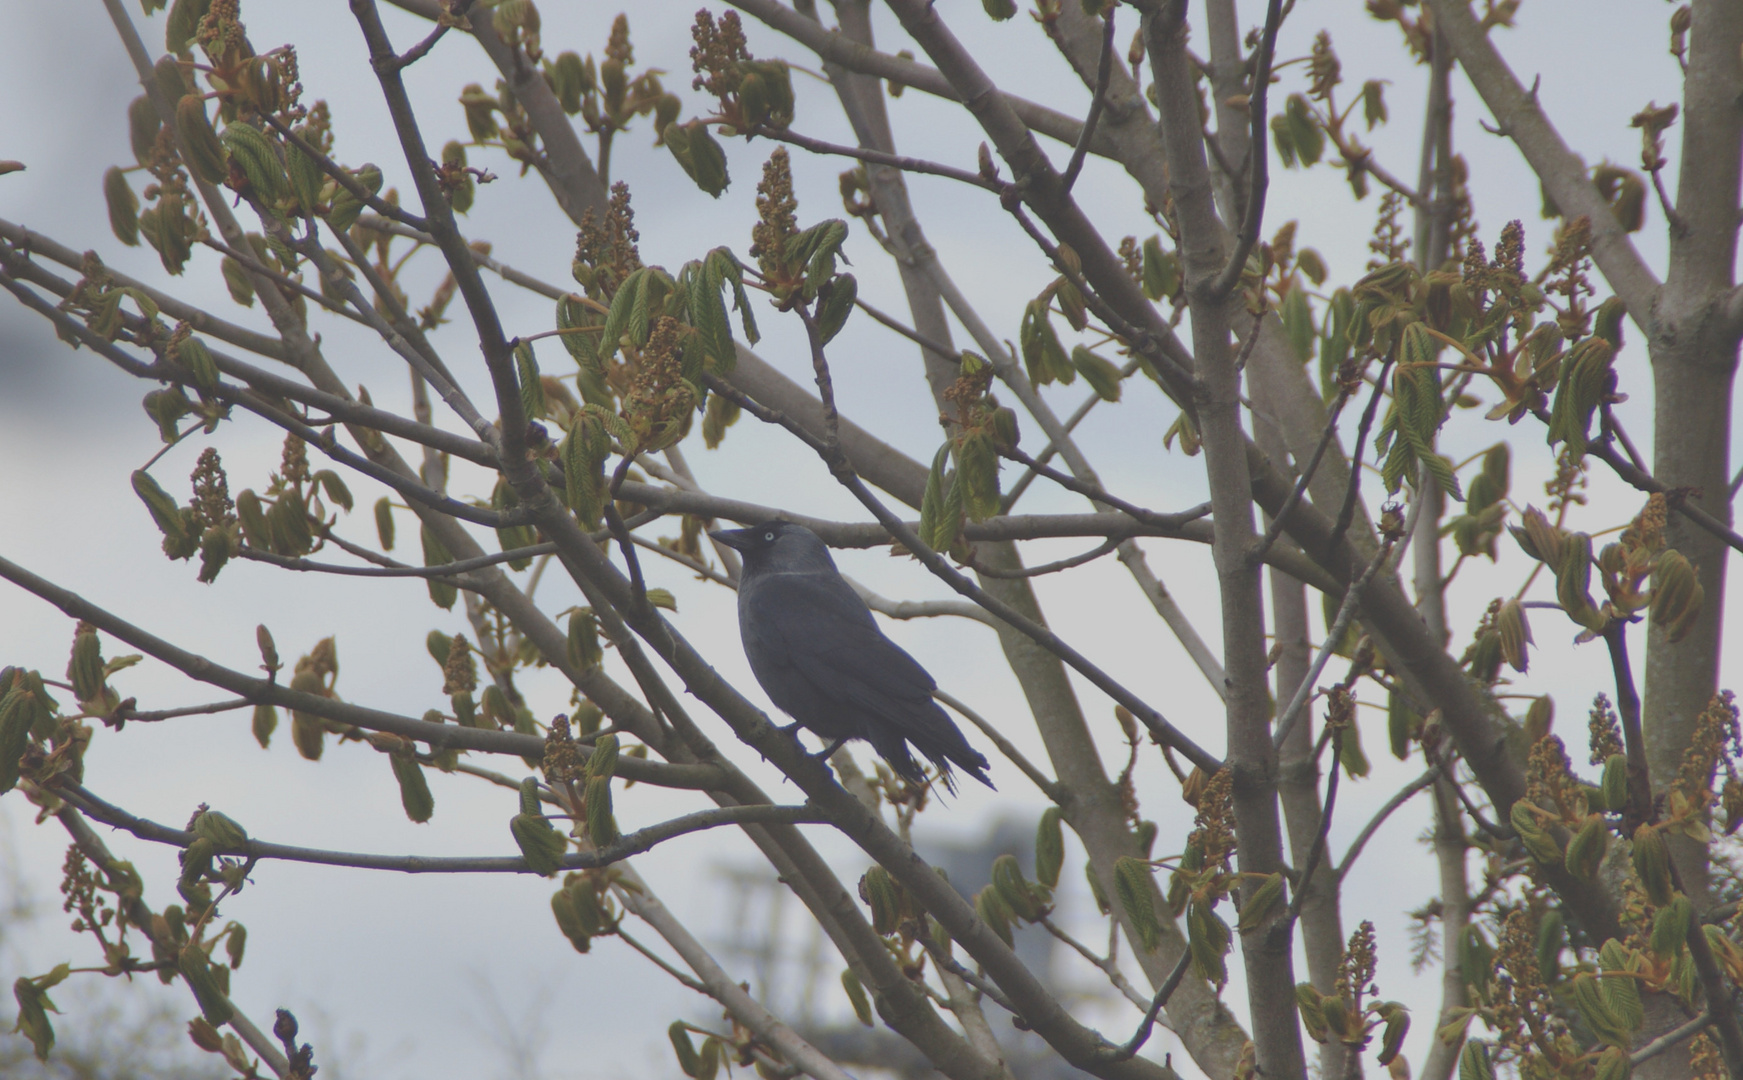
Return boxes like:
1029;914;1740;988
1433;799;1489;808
51;782;824;873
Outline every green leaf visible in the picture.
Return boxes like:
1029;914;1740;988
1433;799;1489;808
1113;856;1159;952
1284;94;1323;166
842;969;874;1026
598;267;648;359
515;342;545;421
955;432;1001;522
1071;345;1123;402
687;260;735;371
420;524;457;610
709;247;759;346
1279;287;1315;364
919;443;961;552
1035;807;1064;888
815;273;857;346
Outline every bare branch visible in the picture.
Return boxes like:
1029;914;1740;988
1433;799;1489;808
52;782;824;873
1335;770;1436;882
1060;10;1117;193
1209;0;1287;300
934;690;1063;800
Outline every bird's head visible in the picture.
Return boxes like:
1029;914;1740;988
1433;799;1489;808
709;521;836;574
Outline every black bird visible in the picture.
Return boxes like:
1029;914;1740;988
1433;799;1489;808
712;521;994;793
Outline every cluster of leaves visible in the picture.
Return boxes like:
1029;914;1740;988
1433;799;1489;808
1296;923;1412;1067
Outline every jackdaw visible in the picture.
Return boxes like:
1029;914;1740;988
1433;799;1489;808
712;521;994;793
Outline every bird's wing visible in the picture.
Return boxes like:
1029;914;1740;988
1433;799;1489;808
745;573;938;709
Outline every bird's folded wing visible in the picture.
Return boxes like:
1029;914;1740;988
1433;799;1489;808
750;575;940;720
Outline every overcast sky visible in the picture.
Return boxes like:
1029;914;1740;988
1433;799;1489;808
0;2;1728;1078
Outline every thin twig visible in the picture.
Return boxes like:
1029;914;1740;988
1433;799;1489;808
1208;0;1287;300
915;934;1020;1017
852;294;960;361
1001;361;1140;512
1273;539;1396;750
617;928;711;994
238;543;555;580
747;123;1001;191
1333;356;1395;547
1037;917;1150;1009
1633;1010;1712;1065
1060;9;1116;193
55;781;824;873
259;113;429;229
391;20;451;70
1102;949;1192;1062
1250;383;1354;564
934;690;1063;800
966;537;1123;579
1000;445;1212;531
1601;620;1653;824
116;698;253;723
1335;770;1435;882
1287;729;1344;922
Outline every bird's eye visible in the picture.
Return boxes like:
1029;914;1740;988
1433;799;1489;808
763;531;775;542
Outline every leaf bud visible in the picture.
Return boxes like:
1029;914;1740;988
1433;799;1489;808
1459;1041;1493;1080
1563;813;1607;881
251;704;277;748
1376;1004;1409;1065
584;774;618;847
1600;754;1628;813
1594;1045;1631;1080
104;166;141;246
990;854;1038;922
174;95;228;185
550;885;592;952
1632;823;1674;906
390;751;433;822
67;624;106;706
1508;801;1562;865
1536;910;1565;982
179;944;234;1026
188;1016;224;1052
1568;973;1632;1048
1238;872;1286;931
1034;807;1064;889
1113;856;1159;951
858;865;903;935
842;969;873;1026
1294;983;1329;1041
567;608;602;671
326;164;382;232
814;273;856;346
1496;598;1532;673
1651;893;1691;959
669;1022;700;1077
665;120;729;198
193;809;248;850
510;810;567;877
586;732;620;782
974;885;1015;947
1649;549;1703;644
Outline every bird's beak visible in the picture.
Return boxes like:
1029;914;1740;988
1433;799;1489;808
709;527;756;552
